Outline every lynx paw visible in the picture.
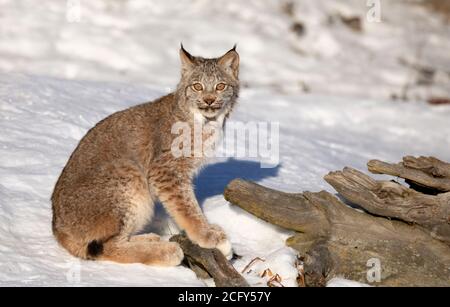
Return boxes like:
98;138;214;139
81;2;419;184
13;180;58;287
216;238;233;260
162;242;184;266
192;224;233;259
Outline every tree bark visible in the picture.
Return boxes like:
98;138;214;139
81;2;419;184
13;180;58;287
170;233;249;287
224;179;450;287
324;167;450;245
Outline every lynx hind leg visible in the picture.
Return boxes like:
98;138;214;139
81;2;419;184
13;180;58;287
54;159;183;265
99;239;184;266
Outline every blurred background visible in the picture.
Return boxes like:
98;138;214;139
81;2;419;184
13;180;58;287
1;0;449;102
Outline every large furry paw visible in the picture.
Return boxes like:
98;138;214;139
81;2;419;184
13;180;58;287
191;224;233;259
216;238;233;260
160;242;184;266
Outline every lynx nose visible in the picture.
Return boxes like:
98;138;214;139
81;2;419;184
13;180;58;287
203;96;216;105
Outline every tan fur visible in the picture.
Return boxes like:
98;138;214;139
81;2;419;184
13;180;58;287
52;46;240;266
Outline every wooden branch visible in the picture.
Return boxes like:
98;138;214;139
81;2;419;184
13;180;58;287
368;156;450;192
170;233;249;287
224;179;450;286
224;179;330;236
324;167;450;245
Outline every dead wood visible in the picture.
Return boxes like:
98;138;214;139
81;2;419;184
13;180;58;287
224;179;450;286
325;167;450;245
170;233;249;287
368;156;450;192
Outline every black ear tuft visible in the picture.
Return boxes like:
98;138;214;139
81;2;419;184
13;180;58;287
179;43;196;74
180;43;194;61
218;46;240;79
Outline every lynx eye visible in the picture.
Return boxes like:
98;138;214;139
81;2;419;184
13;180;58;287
192;83;203;91
215;83;226;91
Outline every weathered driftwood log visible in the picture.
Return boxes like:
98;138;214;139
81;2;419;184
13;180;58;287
324;167;450;245
224;179;450;287
368;156;450;192
170;233;249;287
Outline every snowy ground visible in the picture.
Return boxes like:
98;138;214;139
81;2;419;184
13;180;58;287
1;0;449;100
1;0;449;287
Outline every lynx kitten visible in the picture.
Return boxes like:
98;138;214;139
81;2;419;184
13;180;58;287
52;46;240;266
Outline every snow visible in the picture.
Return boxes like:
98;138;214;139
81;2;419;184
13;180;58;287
1;0;450;287
1;0;449;100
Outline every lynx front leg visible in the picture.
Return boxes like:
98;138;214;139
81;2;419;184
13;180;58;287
154;176;232;259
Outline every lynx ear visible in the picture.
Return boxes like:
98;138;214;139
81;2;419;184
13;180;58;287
180;43;195;75
218;45;239;79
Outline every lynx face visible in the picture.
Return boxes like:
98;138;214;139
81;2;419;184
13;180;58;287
179;46;240;119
